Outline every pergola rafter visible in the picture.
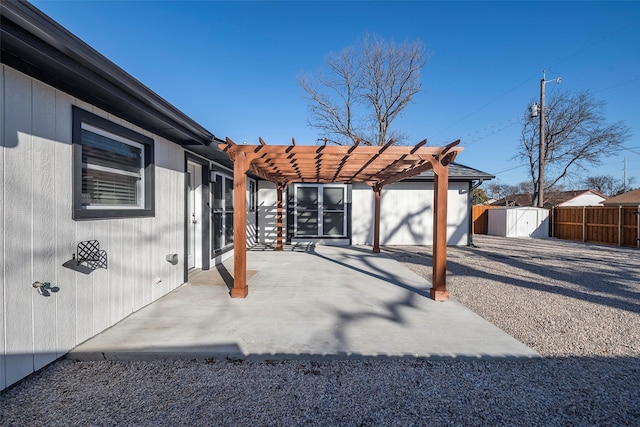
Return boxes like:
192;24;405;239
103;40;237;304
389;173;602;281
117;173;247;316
219;136;463;301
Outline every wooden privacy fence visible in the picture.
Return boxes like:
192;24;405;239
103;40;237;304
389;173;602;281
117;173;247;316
473;204;640;248
472;205;501;234
551;206;640;248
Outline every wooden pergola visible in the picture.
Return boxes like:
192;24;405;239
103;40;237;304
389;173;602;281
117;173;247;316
218;137;463;301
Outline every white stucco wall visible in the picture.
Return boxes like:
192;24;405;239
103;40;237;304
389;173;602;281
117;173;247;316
1;65;187;390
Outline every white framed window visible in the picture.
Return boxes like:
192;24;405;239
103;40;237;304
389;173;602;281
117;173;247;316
73;107;154;220
294;184;346;237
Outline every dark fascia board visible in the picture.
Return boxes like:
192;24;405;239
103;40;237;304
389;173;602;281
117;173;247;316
187;136;235;169
1;0;217;150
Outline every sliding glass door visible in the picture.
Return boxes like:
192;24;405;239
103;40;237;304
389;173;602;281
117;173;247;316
212;173;233;254
294;184;346;237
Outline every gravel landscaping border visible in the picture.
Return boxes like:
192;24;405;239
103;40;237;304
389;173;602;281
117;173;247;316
2;236;639;426
387;235;640;358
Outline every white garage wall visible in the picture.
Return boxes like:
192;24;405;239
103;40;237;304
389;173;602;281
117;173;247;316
351;181;470;246
256;180;470;248
1;66;186;390
257;181;286;247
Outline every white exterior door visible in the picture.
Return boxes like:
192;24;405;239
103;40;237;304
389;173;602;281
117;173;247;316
187;162;202;270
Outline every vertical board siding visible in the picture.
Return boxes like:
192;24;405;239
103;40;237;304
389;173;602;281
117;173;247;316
350;182;469;246
92;220;110;335
1;67;188;390
108;219;123;325
153;140;182;300
142;217;154;307
0;63;6;390
54;91;76;357
172;146;185;286
350;184;375;245
75;220;95;344
31;79;58;371
121;219;136;317
4;67;35;386
257;181;281;246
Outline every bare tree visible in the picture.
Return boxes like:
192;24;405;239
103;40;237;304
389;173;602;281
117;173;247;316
485;181;533;200
298;34;426;146
472;187;490;205
583;174;636;196
518;90;631;205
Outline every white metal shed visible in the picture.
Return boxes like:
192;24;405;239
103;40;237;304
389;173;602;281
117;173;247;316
487;207;549;238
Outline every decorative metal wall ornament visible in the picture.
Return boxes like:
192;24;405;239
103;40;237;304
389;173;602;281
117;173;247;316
62;240;108;273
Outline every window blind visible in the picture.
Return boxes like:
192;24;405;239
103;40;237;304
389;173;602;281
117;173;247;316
81;126;144;207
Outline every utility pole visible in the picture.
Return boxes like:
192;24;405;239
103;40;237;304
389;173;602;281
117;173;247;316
538;73;546;208
531;71;561;208
624;156;627;193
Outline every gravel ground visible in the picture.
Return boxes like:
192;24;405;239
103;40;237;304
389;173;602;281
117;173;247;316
2;235;639;426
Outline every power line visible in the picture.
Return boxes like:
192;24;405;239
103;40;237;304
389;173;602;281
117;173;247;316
549;19;639;70
462;115;522;146
594;77;640;94
430;74;539;139
620;146;640;156
493;164;528;175
430;19;639;140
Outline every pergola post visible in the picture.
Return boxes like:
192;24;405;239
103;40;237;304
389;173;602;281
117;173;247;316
231;151;249;298
430;161;449;301
373;184;382;253
276;183;284;251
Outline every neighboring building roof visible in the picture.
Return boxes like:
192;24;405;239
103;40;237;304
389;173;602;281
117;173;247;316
411;163;495;182
492;189;607;208
600;189;640;206
1;0;229;164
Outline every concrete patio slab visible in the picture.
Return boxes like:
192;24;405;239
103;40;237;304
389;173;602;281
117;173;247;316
68;245;539;361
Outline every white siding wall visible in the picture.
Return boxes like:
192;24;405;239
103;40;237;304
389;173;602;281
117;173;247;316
1;66;186;390
256;180;470;247
247;178;257;247
0;64;5;391
257;181;285;247
351;181;470;246
559;193;607;207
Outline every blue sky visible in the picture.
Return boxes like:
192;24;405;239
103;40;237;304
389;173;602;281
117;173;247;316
31;1;640;190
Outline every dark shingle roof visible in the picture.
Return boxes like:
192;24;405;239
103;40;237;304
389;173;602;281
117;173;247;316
411;162;495;181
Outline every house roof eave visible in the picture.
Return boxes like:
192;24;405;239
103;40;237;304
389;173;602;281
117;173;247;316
1;0;218;150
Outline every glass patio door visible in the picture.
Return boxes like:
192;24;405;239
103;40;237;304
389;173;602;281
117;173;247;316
212;173;234;254
294;184;346;237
